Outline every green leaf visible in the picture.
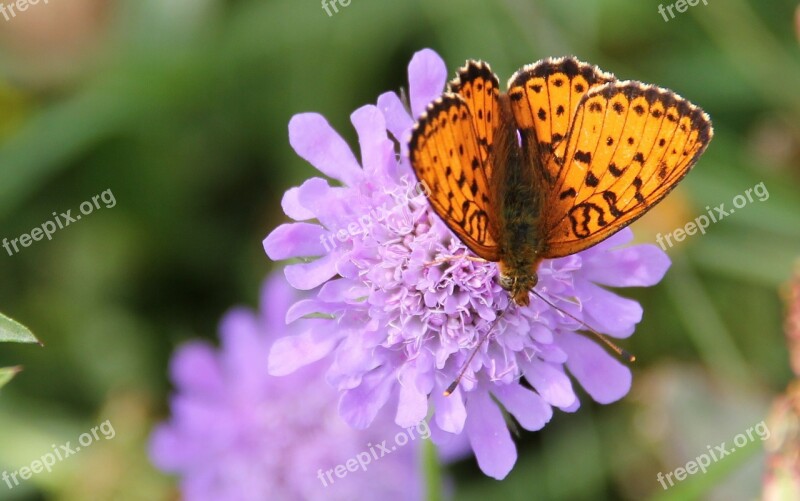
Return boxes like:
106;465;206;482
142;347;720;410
0;366;22;389
0;312;39;344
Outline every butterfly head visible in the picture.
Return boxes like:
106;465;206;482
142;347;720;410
498;272;538;306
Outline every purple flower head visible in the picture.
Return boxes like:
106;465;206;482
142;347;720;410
264;48;671;479
149;274;424;501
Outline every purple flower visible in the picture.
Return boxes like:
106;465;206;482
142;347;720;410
264;48;671;479
149;275;425;501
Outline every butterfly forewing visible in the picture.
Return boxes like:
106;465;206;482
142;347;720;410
540;82;713;258
447;61;501;176
409;93;501;261
507;57;615;185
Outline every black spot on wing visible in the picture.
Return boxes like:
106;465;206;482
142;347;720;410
574;150;592;163
559;187;576;200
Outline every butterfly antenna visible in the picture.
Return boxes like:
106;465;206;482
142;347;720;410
443;303;514;397
530;290;636;363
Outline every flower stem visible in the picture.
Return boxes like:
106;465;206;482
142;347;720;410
423;436;443;501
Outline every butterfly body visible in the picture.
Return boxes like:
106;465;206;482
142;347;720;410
492;93;545;305
409;57;712;306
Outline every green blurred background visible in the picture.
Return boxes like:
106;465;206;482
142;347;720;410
0;0;798;499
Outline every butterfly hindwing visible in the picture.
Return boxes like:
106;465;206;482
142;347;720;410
409;93;502;261
540;81;714;258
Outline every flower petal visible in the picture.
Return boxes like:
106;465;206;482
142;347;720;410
493;383;553;431
408;49;447;119
263;223;327;260
377;91;413;142
338;364;395;429
465;389;517;479
559;332;632;404
261;274;300;330
351;105;394;177
267;320;342;376
428;419;473;463
285;299;340;324
170;342;223;395
522;359;577;409
396;367;429;427
578;281;642;338
433;387;466;434
582;243;671;287
318;278;369;303
149;425;195;470
283;252;339;290
281;186;315;221
580;227;634;256
293;177;349;229
288;113;363;186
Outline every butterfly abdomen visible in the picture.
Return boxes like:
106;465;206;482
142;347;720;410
500;162;542;261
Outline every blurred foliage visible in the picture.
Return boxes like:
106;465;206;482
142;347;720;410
0;313;37;390
0;0;798;499
0;313;36;344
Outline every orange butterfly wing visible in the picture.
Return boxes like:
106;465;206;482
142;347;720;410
539;81;713;257
447;61;500;179
409;84;501;261
507;57;615;187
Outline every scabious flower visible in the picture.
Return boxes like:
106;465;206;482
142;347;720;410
264;48;671;479
149;275;424;501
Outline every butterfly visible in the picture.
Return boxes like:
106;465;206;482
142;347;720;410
409;56;713;306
